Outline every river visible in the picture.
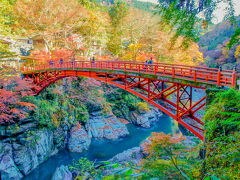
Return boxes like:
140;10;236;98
24;114;180;180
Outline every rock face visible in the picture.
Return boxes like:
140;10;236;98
0;126;70;178
130;108;163;128
109;147;143;165
51;165;72;180
68;126;91;153
88;112;129;139
12;129;55;175
54;126;69;149
0;143;23;180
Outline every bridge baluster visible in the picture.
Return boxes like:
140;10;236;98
217;70;221;85
172;67;175;77
232;67;236;88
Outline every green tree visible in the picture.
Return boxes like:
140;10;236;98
203;89;240;179
107;0;129;56
0;0;15;55
156;0;239;49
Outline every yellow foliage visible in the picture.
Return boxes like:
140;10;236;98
137;102;149;113
128;43;142;50
222;47;229;58
52;113;59;127
122;43;143;61
153;31;204;66
234;45;240;60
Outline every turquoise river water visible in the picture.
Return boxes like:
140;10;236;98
24;114;179;180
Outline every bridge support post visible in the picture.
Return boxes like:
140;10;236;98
176;83;180;120
148;79;150;100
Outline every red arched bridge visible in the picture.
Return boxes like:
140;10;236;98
21;61;238;141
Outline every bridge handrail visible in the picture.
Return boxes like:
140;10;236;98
22;60;233;76
95;60;233;73
73;60;234;76
21;60;237;87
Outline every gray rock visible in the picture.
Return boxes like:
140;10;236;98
0;143;23;180
12;129;55;175
53;127;68;149
51;165;72;180
182;136;199;148
68;126;91;153
131;108;163;128
109;147;143;165
89;113;129;139
13;122;38;135
0;120;37;137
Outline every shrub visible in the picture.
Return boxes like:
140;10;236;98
203;89;240;179
137;102;149;113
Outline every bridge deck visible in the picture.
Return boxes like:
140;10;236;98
22;61;237;88
21;61;239;140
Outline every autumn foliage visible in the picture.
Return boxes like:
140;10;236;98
141;132;193;179
0;66;37;124
143;132;186;157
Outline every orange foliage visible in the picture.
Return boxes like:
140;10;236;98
94;55;112;61
29;50;51;64
30;48;74;64
51;48;74;61
14;0;90;53
143;132;185;157
136;52;156;62
17;102;37;111
0;66;36;124
153;31;204;65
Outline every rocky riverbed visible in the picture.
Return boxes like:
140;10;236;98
51;135;198;180
0;106;165;180
2;79;202;180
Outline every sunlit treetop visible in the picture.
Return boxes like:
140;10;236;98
156;0;239;49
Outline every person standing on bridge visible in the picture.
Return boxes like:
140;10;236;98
71;57;75;70
49;60;54;68
91;56;95;68
52;60;55;68
148;57;153;70
144;59;148;71
59;58;63;67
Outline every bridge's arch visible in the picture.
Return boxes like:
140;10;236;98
22;60;238;141
25;69;206;140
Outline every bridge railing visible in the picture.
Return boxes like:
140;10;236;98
21;60;237;87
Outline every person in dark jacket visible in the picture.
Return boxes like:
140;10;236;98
49;60;53;68
148;57;153;68
59;58;63;66
144;59;148;70
91;56;95;67
71;57;75;69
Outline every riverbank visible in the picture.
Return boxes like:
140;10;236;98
23;113;178;180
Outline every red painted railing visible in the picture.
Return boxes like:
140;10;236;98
21;61;237;87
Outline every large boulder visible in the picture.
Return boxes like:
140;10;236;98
109;147;143;165
88;112;129;140
68;126;91;153
0;143;23;180
130;108;163;128
51;165;72;180
12;129;55;175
